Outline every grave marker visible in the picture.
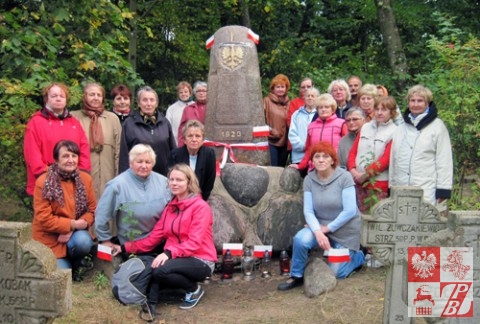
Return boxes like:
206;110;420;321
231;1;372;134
0;221;71;323
362;187;447;323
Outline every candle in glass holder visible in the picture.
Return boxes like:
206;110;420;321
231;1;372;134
279;250;290;276
221;249;234;280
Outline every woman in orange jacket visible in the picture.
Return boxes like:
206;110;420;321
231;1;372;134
32;140;97;281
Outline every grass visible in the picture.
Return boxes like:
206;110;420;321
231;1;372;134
54;265;392;324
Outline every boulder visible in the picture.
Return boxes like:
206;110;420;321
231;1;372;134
211;164;304;251
221;163;269;207
303;255;337;298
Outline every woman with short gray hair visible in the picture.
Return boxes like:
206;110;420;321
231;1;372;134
328;79;352;119
96;143;171;258
389;85;453;206
119;86;176;176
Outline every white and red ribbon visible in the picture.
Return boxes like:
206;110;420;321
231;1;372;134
247;29;260;44
205;28;260;50
204;139;268;174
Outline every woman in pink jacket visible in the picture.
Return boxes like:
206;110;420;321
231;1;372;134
292;93;347;173
113;163;217;318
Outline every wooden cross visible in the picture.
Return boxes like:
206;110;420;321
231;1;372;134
362;187;447;323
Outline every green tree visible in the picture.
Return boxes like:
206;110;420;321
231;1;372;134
0;0;143;213
416;13;480;208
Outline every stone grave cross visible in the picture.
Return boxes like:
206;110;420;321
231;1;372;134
362;187;447;323
0;221;71;323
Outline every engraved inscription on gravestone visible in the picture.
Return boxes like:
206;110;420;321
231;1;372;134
0;221;71;324
362;187;447;324
205;25;269;165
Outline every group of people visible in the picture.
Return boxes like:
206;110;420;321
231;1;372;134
265;75;453;291
24;75;453;313
24;80;217;318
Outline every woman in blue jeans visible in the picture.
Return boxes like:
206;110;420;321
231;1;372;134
279;142;364;291
32;140;97;281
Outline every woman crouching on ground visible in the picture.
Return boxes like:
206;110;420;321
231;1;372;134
112;163;217;319
32;140;97;281
278;142;364;291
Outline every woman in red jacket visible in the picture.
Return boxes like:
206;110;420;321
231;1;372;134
113;163;217;317
24;82;91;196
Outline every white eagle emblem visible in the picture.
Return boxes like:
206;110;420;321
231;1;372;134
411;250;437;279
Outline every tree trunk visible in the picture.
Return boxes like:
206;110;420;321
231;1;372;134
374;0;408;92
239;0;251;28
128;0;137;72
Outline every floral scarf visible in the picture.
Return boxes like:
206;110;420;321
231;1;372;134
42;164;88;218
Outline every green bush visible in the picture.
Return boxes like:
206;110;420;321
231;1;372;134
416;13;480;209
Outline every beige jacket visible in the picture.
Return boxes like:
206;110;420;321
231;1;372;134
71;110;122;200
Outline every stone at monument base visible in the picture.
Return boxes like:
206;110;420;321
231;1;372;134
210;164;304;251
303;252;337;298
0;221;71;324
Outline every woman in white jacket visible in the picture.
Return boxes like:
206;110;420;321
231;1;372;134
389;85;453;206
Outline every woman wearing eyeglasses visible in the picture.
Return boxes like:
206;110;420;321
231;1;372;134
338;107;366;169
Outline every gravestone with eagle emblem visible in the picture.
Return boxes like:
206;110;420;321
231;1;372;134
204;25;270;165
362;186;447;323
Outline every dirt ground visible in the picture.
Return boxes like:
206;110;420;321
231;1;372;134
54;260;394;324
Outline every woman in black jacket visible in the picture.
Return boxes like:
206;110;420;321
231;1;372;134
168;120;216;200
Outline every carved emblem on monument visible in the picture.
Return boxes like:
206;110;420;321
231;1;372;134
219;43;247;71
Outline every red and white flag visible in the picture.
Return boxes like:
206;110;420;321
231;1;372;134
222;243;243;256
205;35;214;50
327;248;350;263
247;29;259;44
253;125;270;137
253;245;273;258
97;244;112;262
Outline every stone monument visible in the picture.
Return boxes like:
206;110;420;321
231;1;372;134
204;25;269;165
362;187;447;323
0;221;71;323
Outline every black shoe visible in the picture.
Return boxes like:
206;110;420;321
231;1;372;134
79;255;94;270
277;277;303;291
72;268;84;282
139;302;157;322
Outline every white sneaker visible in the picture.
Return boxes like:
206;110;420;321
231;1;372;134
365;254;384;268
